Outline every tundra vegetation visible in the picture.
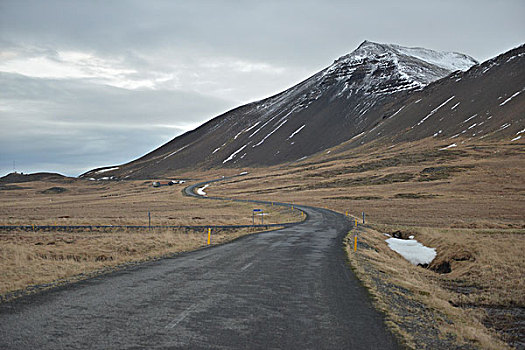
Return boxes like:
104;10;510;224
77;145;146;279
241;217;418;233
204;138;524;350
0;176;302;299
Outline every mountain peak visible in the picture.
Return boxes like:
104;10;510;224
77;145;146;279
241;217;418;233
327;41;478;90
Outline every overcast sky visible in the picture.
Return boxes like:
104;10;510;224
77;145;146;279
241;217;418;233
1;0;523;177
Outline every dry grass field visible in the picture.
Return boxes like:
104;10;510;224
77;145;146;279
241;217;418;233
1;137;523;348
205;138;524;349
0;176;302;298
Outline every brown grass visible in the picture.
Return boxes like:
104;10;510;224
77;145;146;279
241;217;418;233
0;226;268;297
202;138;525;348
0;178;301;297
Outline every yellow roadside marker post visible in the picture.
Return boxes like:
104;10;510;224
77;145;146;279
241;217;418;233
354;218;358;252
207;228;211;245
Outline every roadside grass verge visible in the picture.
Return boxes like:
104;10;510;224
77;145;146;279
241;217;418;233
0;226;279;300
0;179;303;300
346;223;524;349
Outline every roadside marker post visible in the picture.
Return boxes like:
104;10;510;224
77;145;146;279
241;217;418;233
362;212;365;225
148;211;151;230
207;228;211;245
253;209;262;225
354;218;358;252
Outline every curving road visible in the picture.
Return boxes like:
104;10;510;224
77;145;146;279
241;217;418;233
0;179;398;349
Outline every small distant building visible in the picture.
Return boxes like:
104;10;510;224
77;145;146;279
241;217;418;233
152;180;185;188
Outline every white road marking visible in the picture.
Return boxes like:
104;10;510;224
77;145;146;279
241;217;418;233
166;304;198;329
241;262;253;271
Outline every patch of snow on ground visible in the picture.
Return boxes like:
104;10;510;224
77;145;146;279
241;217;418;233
462;114;477;124
414;99;422;104
253;120;287;147
450;102;460;110
511;135;522;142
386;237;436;266
249;116;277;138
467;123;477;130
500;90;522;106
96;167;119;174
244;121;261;133
162;145;189;160
433;130;442;137
212;147;221;154
516;128;525;135
440;143;457;150
500;123;511;130
288;125;305;139
350;132;365;140
239;171;248;175
196;184;209;196
390;105;405;118
223;145;247;164
416;96;455;126
233;129;245;140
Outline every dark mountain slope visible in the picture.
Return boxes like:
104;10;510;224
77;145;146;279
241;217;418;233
342;44;524;150
83;41;482;179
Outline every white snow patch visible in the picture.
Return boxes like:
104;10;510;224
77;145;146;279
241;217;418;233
450;102;460;110
386;237;436;266
212;147;221;154
516;128;525;135
249;116;276;138
239;171;248;175
467;123;477;130
162;145;189;160
350;132;365;140
433;130;442;137
96;167;119;174
450;134;460;139
416;96;455;126
253;119;287;147
462;114;477;124
196;184;209;196
500;90;522;106
500;123;511;130
511;135;522;142
440;143;457;150
223;144;247;164
233;129;244;140
414;99;422;104
288;125;306;139
390;105;405;118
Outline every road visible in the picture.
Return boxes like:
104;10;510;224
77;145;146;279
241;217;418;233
0;180;398;349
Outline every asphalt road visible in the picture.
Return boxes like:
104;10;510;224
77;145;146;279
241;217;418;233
0;181;398;349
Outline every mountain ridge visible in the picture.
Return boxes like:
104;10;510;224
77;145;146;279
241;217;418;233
81;42;523;179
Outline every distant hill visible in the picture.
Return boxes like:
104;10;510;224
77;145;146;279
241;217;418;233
82;42;523;180
0;172;71;183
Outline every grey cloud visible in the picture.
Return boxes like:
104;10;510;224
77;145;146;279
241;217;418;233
1;0;524;177
0;72;234;176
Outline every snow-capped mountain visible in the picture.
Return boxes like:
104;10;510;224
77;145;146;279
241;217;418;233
82;41;524;179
